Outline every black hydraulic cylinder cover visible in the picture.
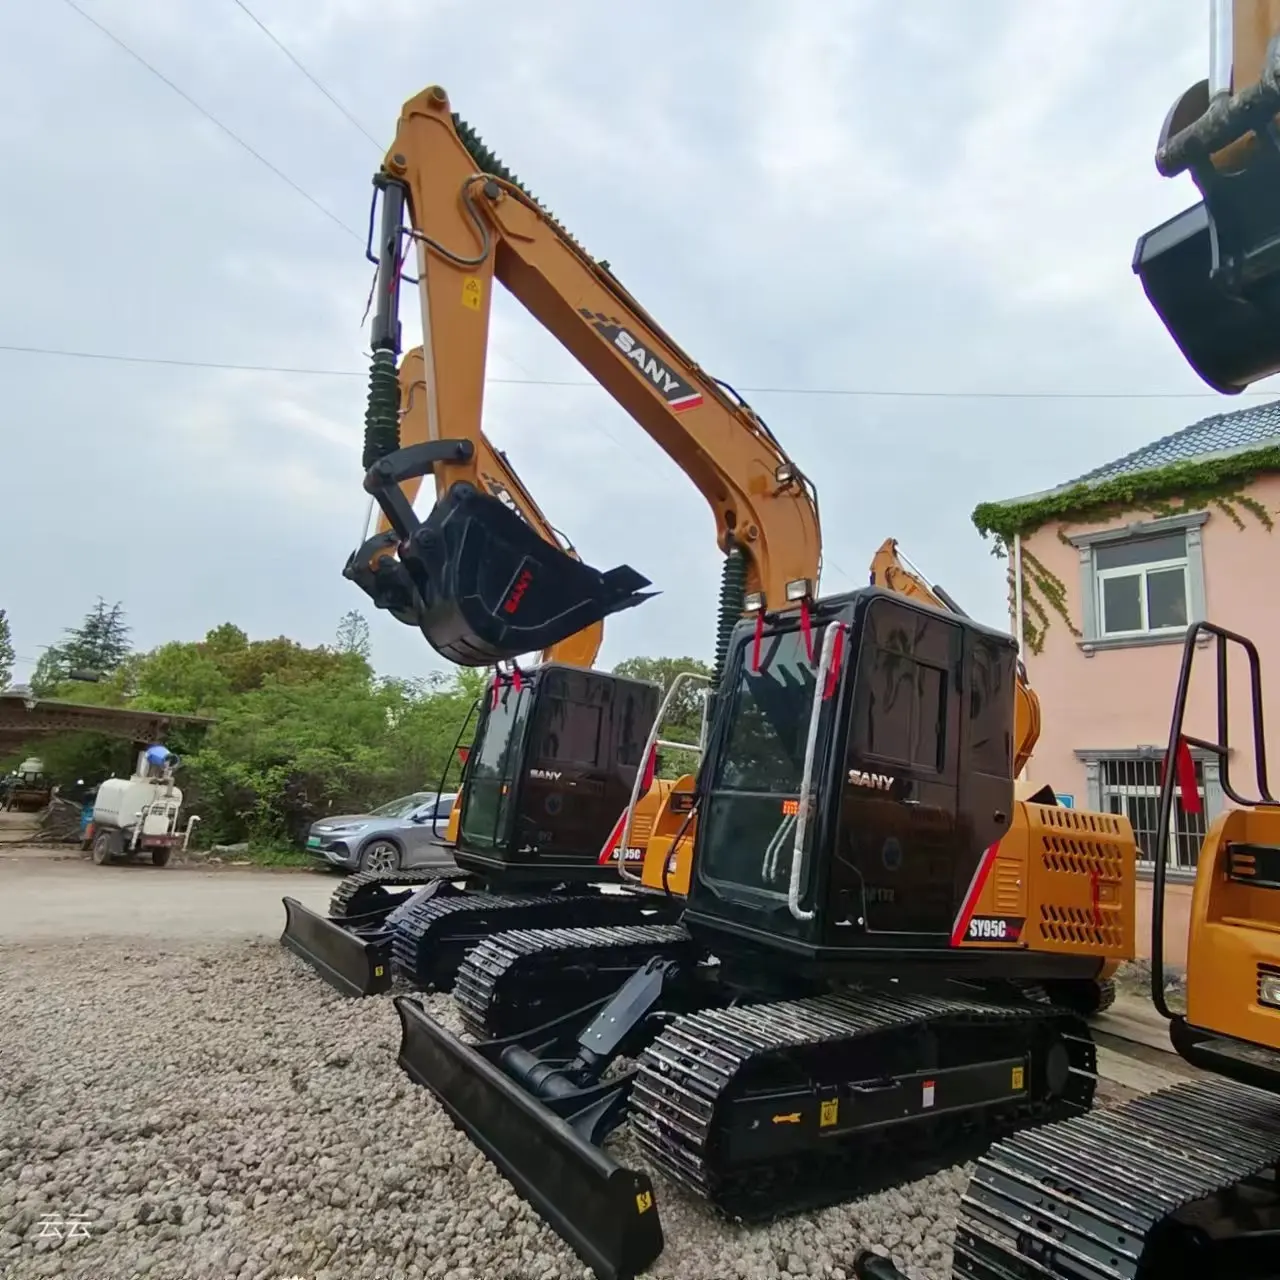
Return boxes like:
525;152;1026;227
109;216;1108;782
404;482;655;666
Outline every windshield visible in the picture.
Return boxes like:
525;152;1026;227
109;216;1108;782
369;792;434;819
699;627;826;896
460;683;533;849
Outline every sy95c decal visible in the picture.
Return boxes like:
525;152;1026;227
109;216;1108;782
964;915;1025;943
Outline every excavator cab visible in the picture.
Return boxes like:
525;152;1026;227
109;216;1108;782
1134;5;1280;392
450;662;663;882
683;587;1019;970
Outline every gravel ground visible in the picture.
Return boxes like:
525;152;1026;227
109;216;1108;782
1;938;1133;1280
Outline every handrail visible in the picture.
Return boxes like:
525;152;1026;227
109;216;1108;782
615;670;712;884
789;621;845;922
1150;620;1275;1018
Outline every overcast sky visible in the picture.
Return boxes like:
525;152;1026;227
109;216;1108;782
4;0;1272;685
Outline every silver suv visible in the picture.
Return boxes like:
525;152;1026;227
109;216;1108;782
305;791;458;874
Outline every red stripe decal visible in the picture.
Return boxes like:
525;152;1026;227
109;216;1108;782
597;809;627;865
670;394;703;413
950;841;1001;947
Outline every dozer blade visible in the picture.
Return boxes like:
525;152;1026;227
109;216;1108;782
395;995;663;1280
406;483;655;667
280;897;393;998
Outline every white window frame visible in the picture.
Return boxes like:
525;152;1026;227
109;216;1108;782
1095;553;1190;639
1069;511;1208;652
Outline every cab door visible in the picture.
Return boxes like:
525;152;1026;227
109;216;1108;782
832;596;962;937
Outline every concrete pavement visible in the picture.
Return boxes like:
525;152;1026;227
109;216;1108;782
0;853;337;942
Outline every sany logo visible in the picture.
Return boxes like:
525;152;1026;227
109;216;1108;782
848;769;894;791
579;309;703;413
503;566;534;614
529;768;562;781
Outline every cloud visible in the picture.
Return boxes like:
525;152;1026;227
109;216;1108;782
0;0;1259;692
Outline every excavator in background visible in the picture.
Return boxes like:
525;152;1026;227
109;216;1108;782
862;621;1280;1279
1135;0;1280;392
280;346;685;997
365;84;1141;1280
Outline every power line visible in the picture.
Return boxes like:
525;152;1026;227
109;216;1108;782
3;341;1276;401
58;0;361;241
228;0;383;150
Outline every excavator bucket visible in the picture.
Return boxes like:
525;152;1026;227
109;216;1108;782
1134;73;1280;395
395;995;663;1280
1133;201;1280;394
408;484;655;667
279;897;394;998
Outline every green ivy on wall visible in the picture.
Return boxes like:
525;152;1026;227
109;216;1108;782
973;445;1280;652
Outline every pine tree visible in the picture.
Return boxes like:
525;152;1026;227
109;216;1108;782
61;599;131;675
33;599;133;691
0;609;14;691
335;610;371;660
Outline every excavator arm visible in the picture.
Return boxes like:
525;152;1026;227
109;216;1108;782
1135;0;1280;391
868;538;1041;776
350;85;821;668
345;346;603;671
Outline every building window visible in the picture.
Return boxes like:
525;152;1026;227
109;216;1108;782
1095;529;1189;637
1069;511;1207;650
1078;748;1221;874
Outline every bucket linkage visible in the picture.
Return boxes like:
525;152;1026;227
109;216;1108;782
346;441;655;666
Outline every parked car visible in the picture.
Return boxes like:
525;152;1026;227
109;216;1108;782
304;791;458;874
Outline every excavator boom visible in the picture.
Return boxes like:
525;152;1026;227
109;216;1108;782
351;85;821;667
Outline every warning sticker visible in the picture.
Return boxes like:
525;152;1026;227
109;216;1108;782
635;1191;653;1214
1011;1066;1025;1091
461;276;482;311
819;1098;839;1128
373;965;385;977
922;1080;936;1109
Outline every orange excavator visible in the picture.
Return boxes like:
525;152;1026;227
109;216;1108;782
864;621;1280;1280
362;85;1141;1280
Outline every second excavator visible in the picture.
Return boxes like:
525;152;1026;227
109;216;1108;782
281;346;686;997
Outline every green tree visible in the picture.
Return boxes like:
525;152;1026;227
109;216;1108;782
612;655;713;778
0;609;14;690
335;610;371;659
32;598;131;692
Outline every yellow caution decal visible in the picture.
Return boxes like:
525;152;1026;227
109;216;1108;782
373;965;385;978
635;1191;653;1214
819;1099;839;1128
772;1112;802;1125
462;277;482;310
1011;1065;1025;1091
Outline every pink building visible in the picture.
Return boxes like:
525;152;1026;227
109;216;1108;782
974;402;1280;963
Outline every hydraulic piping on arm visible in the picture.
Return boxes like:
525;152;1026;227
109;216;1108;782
346;85;822;669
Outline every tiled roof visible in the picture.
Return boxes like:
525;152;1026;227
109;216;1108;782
1068;399;1280;486
992;399;1280;507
